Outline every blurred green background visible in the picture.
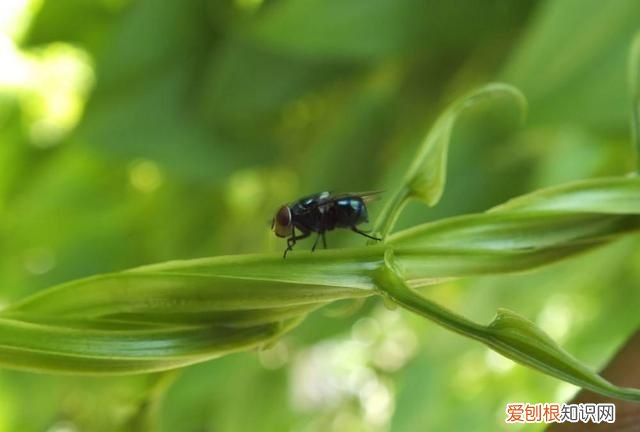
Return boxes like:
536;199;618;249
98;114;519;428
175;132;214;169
0;0;639;431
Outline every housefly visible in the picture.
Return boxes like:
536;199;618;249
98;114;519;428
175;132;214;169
271;191;381;258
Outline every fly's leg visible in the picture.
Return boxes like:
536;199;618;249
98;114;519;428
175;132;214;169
311;233;321;252
351;226;381;242
311;231;328;252
284;228;310;258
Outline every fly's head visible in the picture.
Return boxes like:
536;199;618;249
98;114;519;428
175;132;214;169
272;205;293;238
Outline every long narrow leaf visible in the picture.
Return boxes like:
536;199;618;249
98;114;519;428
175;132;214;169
0;176;638;389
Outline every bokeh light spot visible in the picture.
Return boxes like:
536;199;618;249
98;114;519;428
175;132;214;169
23;246;56;275
226;169;264;215
554;382;579;402
484;348;515;374
129;159;164;193
0;0;40;39
45;421;78;432
0;38;94;146
536;294;573;343
233;0;264;12
259;340;289;370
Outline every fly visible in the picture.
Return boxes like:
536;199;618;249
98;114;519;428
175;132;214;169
271;191;381;258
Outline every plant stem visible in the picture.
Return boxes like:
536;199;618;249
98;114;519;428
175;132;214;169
374;185;410;240
376;250;640;402
374;250;485;339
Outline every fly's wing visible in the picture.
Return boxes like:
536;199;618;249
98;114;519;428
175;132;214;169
294;192;331;203
330;190;384;204
291;191;333;214
292;191;383;214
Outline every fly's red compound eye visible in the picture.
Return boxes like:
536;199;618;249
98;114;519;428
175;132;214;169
272;206;292;237
276;206;291;226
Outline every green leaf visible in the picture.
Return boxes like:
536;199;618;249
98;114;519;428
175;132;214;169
8;270;374;318
1;176;639;379
404;83;526;205
0;316;295;374
249;0;533;61
485;309;640;401
73;0;268;182
249;0;427;60
23;0;127;52
375;250;640;402
374;83;526;238
501;0;640;129
489;177;640;213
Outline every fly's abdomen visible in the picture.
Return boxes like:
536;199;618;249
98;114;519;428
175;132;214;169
333;198;368;227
